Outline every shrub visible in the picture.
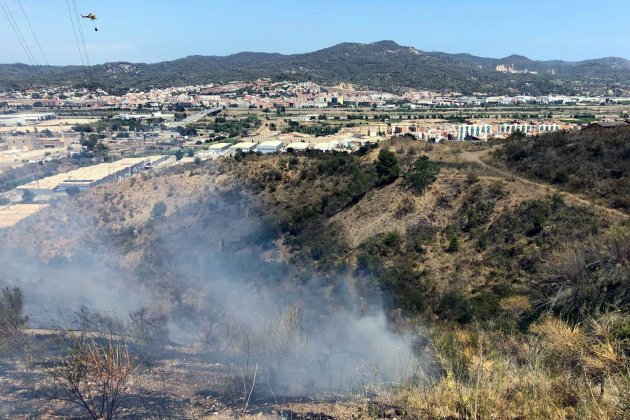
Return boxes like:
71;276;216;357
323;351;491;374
375;149;400;185
51;331;135;420
151;201;167;218
395;197;415;217
402;156;440;194
463;200;495;232
380;263;428;314
360;231;403;257
499;295;532;322
436;289;471;323
0;286;28;350
446;231;461;253
533;227;630;320
128;308;169;365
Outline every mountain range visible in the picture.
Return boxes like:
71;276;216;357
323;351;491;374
1;40;629;95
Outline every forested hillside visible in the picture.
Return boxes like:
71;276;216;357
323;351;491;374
1;40;629;95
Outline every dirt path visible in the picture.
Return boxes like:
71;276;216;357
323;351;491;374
458;149;630;222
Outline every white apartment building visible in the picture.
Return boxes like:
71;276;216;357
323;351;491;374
457;124;493;140
537;123;561;133
499;123;561;135
499;123;536;135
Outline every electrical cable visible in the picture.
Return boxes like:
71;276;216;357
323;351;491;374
15;0;50;67
0;0;38;68
71;0;90;66
64;0;86;67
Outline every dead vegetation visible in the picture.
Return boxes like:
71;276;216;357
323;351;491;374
0;139;629;418
50;331;135;420
389;315;630;419
0;287;29;355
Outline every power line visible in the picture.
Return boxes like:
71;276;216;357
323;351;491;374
71;0;90;66
0;0;34;66
71;0;98;90
0;0;39;68
64;0;97;90
64;0;85;67
15;0;50;66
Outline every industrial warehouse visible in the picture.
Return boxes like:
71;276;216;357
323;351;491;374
0;204;48;228
15;157;155;200
0;156;173;228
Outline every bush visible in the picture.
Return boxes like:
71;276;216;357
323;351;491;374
395;197;415;217
463;200;495;232
446;231;461;253
375;149;400;185
533;227;630;321
128;308;169;365
380;263;428;314
0;286;28;336
360;231;403;257
402;156;440;194
151;201;167;218
436;289;471;323
50;330;135;420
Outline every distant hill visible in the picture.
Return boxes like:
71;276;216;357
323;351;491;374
1;40;629;95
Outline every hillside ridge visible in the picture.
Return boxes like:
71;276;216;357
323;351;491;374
1;40;629;95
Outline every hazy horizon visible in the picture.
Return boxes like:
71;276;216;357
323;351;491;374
0;0;628;66
1;38;629;67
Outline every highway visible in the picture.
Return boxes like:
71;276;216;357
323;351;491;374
165;107;223;128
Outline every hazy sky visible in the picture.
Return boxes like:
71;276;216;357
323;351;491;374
1;0;629;65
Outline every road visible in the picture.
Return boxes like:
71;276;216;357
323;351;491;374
165;107;223;128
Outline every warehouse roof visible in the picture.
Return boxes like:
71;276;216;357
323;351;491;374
228;142;257;151
286;142;311;150
0;204;48;228
257;140;284;148
17;157;149;191
585;121;630;129
207;142;232;151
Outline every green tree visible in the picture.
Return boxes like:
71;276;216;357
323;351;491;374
375;149;401;185
80;134;100;150
175;150;184;161
402;156;440;194
93;142;109;156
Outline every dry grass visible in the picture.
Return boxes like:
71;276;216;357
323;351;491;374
388;316;629;419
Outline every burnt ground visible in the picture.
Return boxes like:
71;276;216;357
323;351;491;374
0;331;403;419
